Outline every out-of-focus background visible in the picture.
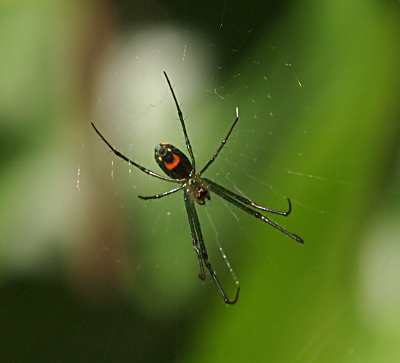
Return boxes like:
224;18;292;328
1;1;400;362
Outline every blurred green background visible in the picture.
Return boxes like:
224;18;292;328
1;0;400;362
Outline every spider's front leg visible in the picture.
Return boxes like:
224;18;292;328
183;192;240;305
206;179;304;244
184;194;206;280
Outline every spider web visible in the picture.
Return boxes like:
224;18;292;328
89;0;309;310
1;1;400;362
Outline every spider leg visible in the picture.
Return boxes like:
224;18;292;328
184;191;240;305
163;72;196;170
138;186;184;200
207;179;292;216
199;109;239;176
185;196;206;281
92;122;179;183
206;179;304;244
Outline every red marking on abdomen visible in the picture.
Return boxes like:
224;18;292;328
164;154;181;170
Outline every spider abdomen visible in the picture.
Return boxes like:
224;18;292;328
155;143;192;179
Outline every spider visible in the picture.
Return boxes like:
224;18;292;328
91;71;303;305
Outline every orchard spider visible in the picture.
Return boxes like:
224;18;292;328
91;71;303;304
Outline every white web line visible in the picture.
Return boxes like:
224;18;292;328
204;209;240;286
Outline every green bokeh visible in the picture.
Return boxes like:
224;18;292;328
1;1;400;362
